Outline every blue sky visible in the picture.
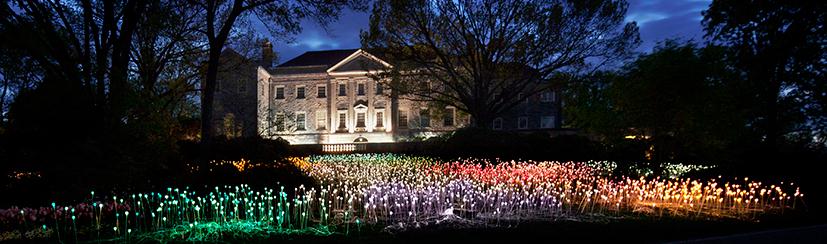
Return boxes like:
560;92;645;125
268;0;712;65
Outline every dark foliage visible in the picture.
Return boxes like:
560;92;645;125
179;137;289;163
178;137;311;191
432;128;641;162
286;128;657;164
0;77;187;207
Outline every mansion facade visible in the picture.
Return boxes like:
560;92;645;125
211;47;562;145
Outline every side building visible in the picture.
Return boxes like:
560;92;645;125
212;47;563;144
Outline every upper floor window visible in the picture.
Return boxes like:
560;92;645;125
317;85;326;98
541;91;555;102
518;116;528;129
493;117;503;130
275;86;285;99
518;93;527;104
375;81;383;95
296;86;306;99
338;83;346;96
420;81;430;92
357;83;365;96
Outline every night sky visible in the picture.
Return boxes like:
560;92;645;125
267;0;712;65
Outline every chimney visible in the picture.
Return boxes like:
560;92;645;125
260;39;274;68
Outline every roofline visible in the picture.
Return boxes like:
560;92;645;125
260;49;393;78
272;65;329;70
275;48;359;68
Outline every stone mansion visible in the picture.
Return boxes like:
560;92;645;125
210;47;562;145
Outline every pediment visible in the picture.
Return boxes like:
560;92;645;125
327;50;391;73
354;100;369;110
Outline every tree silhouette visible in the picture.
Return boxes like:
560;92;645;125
703;0;827;148
362;0;639;128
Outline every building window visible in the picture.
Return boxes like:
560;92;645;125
541;116;554;128
443;107;455;126
275;113;285;132
295;113;306;131
420;81;430;92
375;81;383;95
223;113;239;138
541;91;555;102
296;86;305;99
316;110;326;130
420;109;430;127
338;83;346;96
317;85;326;98
518;93;527;104
518;116;528;129
376;111;384;127
275;86;285;99
493;118;503;130
338;112;347;130
398;109;408;128
356;112;366;128
357;83;365;96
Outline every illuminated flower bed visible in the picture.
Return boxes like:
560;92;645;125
0;154;804;242
296;154;801;224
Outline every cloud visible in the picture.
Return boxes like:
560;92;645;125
270;10;369;64
626;12;669;26
626;0;711;52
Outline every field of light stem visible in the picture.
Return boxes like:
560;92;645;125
0;154;810;243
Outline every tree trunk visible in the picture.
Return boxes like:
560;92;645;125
468;106;494;130
201;46;222;142
764;75;782;150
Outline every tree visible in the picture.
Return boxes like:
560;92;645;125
563;71;623;140
194;0;366;142
362;0;639;128
703;0;827;149
1;0;206;142
0;0;147;128
565;40;744;161
615;41;744;160
0;0;211;190
130;0;205;143
0;42;41;125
